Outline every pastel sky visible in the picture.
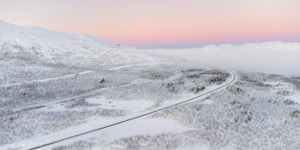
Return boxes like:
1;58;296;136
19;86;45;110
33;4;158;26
1;0;300;48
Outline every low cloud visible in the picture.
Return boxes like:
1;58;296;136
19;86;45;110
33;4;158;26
141;42;300;76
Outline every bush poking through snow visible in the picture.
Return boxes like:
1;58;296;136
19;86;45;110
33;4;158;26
243;114;252;123
277;90;291;96
65;99;95;108
284;99;295;105
100;78;105;84
164;82;175;92
296;83;300;90
281;118;288;125
191;85;205;94
291;110;300;117
234;116;240;123
227;86;243;95
51;141;94;150
208;76;226;83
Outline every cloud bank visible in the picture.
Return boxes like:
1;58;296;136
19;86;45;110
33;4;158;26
141;42;300;76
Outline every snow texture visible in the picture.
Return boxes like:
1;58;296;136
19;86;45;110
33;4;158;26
1;20;300;150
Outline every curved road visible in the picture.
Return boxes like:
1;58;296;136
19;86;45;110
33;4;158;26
25;71;237;150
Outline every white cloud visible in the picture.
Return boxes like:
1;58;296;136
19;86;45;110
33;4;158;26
141;42;300;76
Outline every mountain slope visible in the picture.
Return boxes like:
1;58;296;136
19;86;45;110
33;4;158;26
0;20;167;108
1;21;300;150
0;20;154;67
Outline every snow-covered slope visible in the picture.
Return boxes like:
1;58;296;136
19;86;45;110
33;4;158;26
0;20;167;107
0;20;153;66
2;21;300;150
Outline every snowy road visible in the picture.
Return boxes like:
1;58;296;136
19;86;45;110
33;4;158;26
22;71;237;150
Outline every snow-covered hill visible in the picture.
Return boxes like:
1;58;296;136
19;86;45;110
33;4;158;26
0;20;154;66
1;21;300;150
0;21;234;150
0;20;169;109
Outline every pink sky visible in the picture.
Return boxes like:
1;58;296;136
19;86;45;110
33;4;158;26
1;0;300;47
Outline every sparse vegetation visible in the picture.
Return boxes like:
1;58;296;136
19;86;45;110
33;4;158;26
291;110;300;117
277;90;291;96
191;85;205;94
52;141;94;150
284;99;295;105
227;85;243;95
3;21;300;150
